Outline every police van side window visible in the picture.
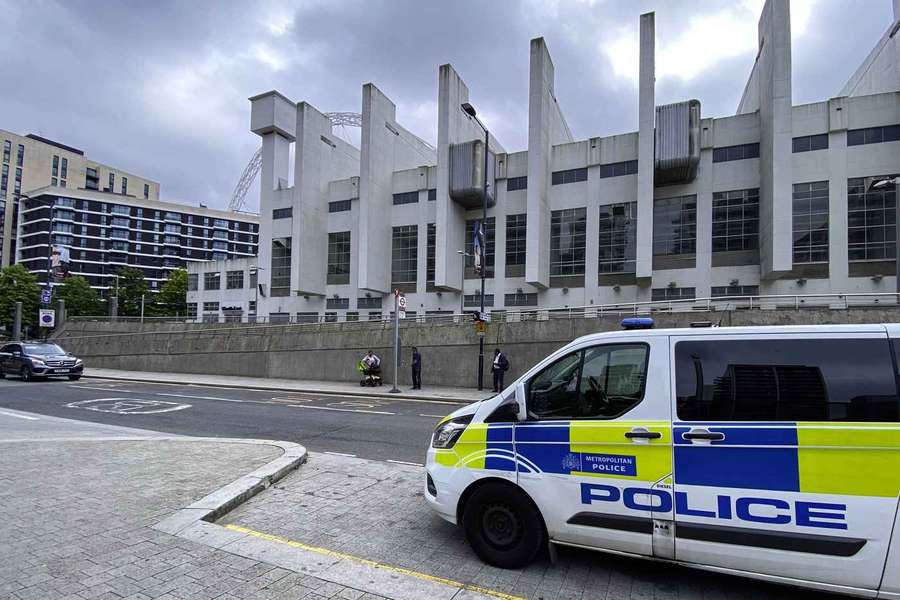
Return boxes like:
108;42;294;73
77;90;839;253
675;338;900;422
528;344;649;420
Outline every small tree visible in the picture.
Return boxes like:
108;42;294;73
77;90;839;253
55;275;102;317
0;265;41;331
155;269;187;317
116;267;148;317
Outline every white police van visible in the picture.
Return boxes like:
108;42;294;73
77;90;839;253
425;323;900;598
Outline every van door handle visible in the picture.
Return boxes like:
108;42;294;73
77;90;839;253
682;429;725;442
625;429;662;440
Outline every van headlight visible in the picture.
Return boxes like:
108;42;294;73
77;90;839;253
431;415;473;449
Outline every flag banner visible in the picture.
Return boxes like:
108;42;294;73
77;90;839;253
473;220;484;275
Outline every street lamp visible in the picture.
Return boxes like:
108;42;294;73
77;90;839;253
868;176;900;292
461;101;490;391
252;266;265;323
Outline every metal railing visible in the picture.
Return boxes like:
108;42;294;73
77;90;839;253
64;292;900;330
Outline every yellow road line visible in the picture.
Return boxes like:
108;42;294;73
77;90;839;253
224;524;524;600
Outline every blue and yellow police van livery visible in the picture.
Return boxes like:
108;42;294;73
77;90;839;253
424;324;900;598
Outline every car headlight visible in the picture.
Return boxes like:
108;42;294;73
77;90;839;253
431;415;473;449
30;358;46;366
75;359;83;365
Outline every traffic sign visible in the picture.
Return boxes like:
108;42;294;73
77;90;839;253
41;288;51;304
398;310;406;320
39;309;56;328
398;295;407;310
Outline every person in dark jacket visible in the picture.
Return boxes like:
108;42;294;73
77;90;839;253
491;348;509;393
410;346;422;390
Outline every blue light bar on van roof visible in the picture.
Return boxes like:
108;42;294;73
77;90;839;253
621;317;655;330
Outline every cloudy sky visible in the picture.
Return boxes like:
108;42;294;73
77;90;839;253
0;0;892;212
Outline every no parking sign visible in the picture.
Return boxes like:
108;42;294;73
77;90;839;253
39;309;55;328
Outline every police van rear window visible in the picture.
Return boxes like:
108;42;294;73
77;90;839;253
675;337;900;422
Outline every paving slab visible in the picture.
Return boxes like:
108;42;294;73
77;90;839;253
219;451;847;600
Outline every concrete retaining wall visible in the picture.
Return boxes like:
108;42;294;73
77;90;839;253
56;307;900;388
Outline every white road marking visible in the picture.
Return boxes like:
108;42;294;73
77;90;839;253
156;392;245;403
289;405;395;415
0;411;39;420
418;414;446;418
324;451;357;457
387;459;423;467
66;398;191;414
72;385;138;393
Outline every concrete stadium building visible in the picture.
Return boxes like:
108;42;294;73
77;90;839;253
189;0;900;324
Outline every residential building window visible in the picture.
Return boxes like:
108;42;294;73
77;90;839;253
271;237;292;296
143;183;149;199
248;300;257;314
550;208;587;276
793;181;829;264
712;143;759;163
711;285;759;297
112;205;130;215
111;216;129;228
213;219;228;228
121;177;127;195
653;195;697;256
51;177;58;186
505;214;527;277
792;134;828;153
187;303;197;319
506;176;527;191
61;158;67;179
249;269;258;289
551;168;587;185
598;160;638;179
427;188;437;201
226;270;244;289
465;218;495;278
212;229;228;239
504;292;538;307
464;294;494;307
391;225;418;285
204;272;221;290
85;167;99;190
328;199;352;213
358;296;382;309
326;297;349;310
187;273;198;291
327;231;351;285
296;312;319;324
212;240;228;251
712;188;759;253
2;140;9;163
16;144;24;167
273;207;293;219
393;191;419;205
651;287;695;301
847;124;900;147
848;177;896;261
164;224;181;234
426;223;436;284
598;202;637;274
52;155;59;177
108;173;115;191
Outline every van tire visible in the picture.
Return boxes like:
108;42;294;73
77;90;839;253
462;482;545;569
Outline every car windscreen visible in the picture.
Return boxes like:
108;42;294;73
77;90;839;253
24;344;67;356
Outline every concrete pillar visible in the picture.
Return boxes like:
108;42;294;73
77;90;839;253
756;0;794;280
12;301;21;341
636;12;656;282
293;102;360;297
110;296;118;321
435;64;495;292
526;38;573;290
250;91;296;313
358;84;436;294
57;299;66;328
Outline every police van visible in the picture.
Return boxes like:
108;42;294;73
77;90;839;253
424;323;900;598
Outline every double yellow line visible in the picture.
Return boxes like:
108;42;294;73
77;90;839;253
225;524;524;600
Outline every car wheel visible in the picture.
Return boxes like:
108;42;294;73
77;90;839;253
21;366;33;382
68;375;82;381
462;482;545;569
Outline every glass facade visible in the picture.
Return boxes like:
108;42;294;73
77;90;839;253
792;181;829;264
848;177;896;261
391;225;417;284
550;208;586;276
598;202;636;273
711;188;759;253
653;195;696;256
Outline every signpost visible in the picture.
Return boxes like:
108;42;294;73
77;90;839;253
389;290;405;394
41;288;51;305
39;309;56;329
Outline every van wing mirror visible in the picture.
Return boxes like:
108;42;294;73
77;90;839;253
514;381;528;421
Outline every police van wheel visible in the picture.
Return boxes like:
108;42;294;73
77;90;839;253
463;482;544;569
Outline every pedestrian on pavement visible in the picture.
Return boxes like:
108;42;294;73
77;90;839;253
491;348;509;393
410;346;422;390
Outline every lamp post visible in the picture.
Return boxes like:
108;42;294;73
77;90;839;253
461;102;489;391
869;177;900;292
252;266;265;323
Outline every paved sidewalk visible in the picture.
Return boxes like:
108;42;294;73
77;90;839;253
85;368;489;404
0;413;386;600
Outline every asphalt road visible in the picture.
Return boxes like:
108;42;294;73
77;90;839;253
0;376;463;463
